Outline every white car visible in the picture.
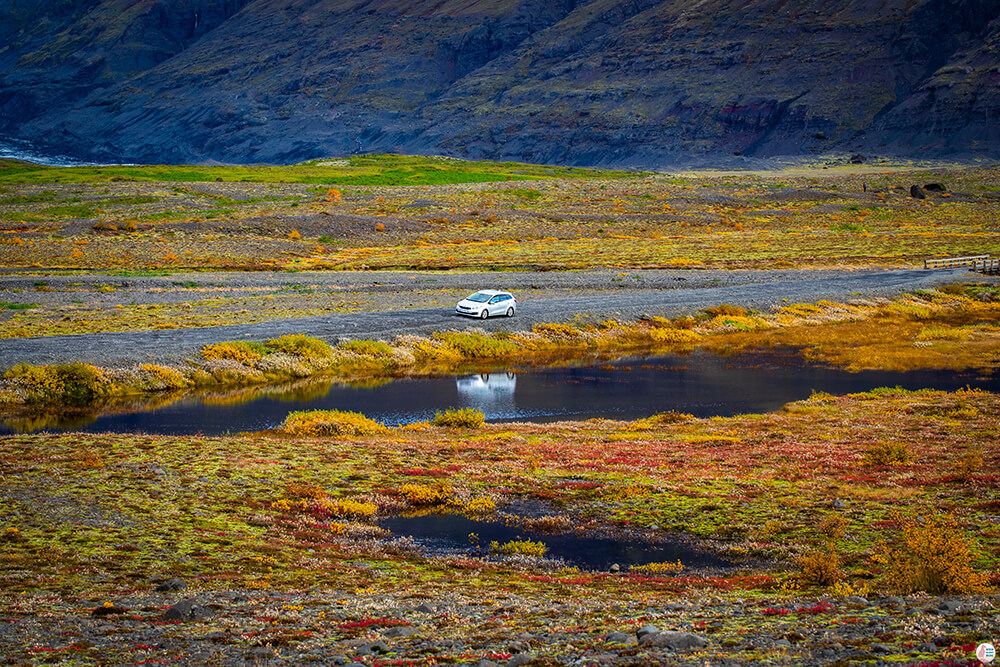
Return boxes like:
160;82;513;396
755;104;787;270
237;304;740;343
456;290;517;319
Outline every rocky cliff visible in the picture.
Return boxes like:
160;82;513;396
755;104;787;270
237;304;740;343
1;0;998;166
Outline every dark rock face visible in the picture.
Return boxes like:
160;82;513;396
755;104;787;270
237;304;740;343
1;0;998;166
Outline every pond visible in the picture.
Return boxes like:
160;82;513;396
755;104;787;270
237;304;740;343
2;348;997;434
380;510;734;572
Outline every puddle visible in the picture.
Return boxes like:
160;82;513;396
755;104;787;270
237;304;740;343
379;511;734;571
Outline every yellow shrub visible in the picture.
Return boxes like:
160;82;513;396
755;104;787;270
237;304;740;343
325;498;377;518
399;482;452;506
433;331;519;358
798;550;843;586
490;539;547;557
873;513;990;594
955;447;983;481
4;362;117;404
281;409;388;437
630;560;684;575
202;341;268;365
649;328;700;344
862;441;911;466
267;334;333;360
139;363;191;390
432;407;485;428
452;497;496;514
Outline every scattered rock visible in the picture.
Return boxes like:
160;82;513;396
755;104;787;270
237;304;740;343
910;185;926;199
638;630;709;650
414;602;436;614
604;631;632;645
609;563;620;573
155;578;187;592
774;638;792;648
870;643;895;653
831;498;846;509
846;596;869;606
916;642;938;652
162;599;215;621
506;654;536;667
923;183;947;192
850;154;866;164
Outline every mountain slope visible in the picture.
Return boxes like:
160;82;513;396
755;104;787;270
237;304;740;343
1;0;998;166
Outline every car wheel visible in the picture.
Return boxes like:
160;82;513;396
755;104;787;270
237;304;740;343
480;309;489;319
506;307;514;317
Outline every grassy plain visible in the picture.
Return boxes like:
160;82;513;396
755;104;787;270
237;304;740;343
1;156;998;275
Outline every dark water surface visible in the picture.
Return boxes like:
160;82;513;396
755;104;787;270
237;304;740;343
380;511;732;571
3;349;997;434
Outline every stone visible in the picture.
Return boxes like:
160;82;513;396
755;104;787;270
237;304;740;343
605;632;632;644
831;498;846;509
916;642;938;652
383;626;419;638
923;183;947;192
636;625;660;640
638;631;710;650
609;563;620;573
850;154;866;164
774;639;792;648
414;602;436;614
474;661;501;667
162;599;215;621
910;185;926;199
870;643;895;653
155;578;187;592
506;654;536;667
846;596;869;606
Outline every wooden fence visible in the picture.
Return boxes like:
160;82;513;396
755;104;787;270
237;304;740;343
973;258;1000;275
924;255;989;269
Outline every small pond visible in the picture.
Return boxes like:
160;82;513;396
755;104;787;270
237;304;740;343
2;348;997;434
380;511;733;572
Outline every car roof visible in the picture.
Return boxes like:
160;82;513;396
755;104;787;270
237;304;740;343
470;289;512;295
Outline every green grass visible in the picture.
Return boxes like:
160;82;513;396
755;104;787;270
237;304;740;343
0;302;38;310
0;154;634;186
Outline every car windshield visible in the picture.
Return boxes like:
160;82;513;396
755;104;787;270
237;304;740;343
465;292;493;303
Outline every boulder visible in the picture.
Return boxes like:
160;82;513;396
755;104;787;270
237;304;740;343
923;183;947;192
155;578;187;592
638;631;709;650
163;599;215;621
910;185;926;199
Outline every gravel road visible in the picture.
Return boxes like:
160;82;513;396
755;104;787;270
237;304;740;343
0;267;988;370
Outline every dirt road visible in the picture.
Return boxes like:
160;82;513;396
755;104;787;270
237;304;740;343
0;267;986;370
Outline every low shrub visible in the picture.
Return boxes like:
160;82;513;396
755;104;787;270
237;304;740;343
873;513;990;594
139;363;191;390
701;303;748;318
202;341;269;365
862;441;911;466
4;362;117;404
281;409;388;437
432;407;486;428
955;447;983;481
490;539;547;557
629;560;684;575
398;482;452;506
340;339;394;357
798;549;843;586
267;334;333;360
649;327;700;344
433;331;519;359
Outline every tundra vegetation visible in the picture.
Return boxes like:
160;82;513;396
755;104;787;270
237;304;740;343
0;156;998;664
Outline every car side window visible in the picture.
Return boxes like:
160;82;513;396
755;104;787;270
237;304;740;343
489;296;501;303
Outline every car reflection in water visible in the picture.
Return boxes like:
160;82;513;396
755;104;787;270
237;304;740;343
455;372;517;419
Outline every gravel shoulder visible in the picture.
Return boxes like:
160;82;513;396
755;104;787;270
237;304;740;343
0;267;988;370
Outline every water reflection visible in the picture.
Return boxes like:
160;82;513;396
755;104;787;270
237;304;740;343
2;349;998;435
